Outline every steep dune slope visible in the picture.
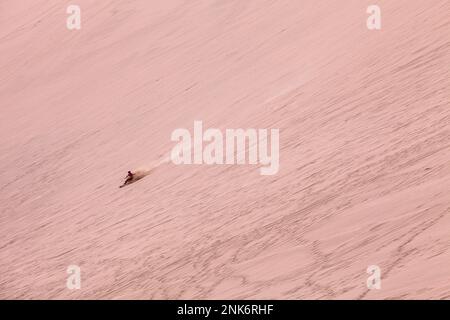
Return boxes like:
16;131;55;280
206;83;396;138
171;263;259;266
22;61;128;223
0;0;449;299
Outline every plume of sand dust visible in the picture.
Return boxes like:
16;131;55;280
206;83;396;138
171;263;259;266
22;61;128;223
131;154;171;180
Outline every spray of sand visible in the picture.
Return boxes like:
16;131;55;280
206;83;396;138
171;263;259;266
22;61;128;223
130;154;172;181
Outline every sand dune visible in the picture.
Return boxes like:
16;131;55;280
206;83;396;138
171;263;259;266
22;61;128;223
0;0;449;299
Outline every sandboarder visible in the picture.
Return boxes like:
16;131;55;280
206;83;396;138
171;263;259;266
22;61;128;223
120;171;134;188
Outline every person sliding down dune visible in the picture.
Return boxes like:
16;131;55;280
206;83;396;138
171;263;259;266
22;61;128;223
120;171;134;188
119;167;155;188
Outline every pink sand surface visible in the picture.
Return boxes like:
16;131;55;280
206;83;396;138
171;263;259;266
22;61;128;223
0;0;449;299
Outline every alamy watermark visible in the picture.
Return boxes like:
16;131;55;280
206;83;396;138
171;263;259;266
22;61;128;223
366;265;381;290
367;5;381;30
66;5;81;30
170;121;279;175
66;265;81;290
